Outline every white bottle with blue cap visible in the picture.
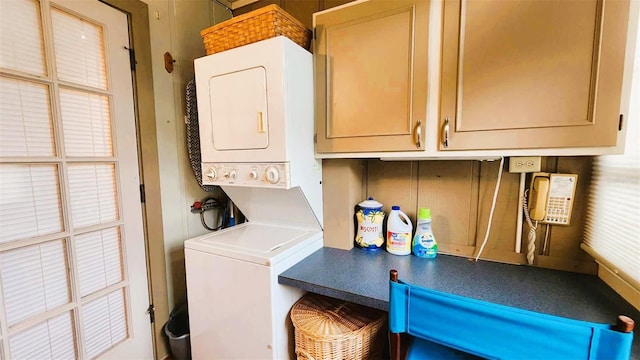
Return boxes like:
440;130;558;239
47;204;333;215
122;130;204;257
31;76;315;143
386;205;412;255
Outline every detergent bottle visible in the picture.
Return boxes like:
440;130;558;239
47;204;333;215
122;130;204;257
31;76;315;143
412;208;437;258
386;206;413;255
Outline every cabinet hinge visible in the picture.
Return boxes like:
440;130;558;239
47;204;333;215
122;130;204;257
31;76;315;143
146;304;155;323
619;114;624;131
139;184;146;203
314;133;317;144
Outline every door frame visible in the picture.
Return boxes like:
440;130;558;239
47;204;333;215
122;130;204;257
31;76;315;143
98;1;169;358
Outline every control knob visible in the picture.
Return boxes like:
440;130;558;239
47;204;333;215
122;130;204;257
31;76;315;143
205;168;217;180
265;166;280;184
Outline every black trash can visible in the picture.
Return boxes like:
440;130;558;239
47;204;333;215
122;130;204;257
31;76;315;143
164;303;191;360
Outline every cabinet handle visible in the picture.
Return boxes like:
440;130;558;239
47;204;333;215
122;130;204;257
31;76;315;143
258;112;265;133
442;117;450;148
414;119;422;148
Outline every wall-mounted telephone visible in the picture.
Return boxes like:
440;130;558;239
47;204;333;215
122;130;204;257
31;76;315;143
528;172;578;225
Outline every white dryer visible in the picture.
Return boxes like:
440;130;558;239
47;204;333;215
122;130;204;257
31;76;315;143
186;36;322;360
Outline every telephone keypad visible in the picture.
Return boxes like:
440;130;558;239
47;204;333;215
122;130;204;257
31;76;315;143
545;196;571;224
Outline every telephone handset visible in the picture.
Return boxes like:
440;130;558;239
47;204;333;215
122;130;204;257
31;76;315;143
528;172;578;225
529;175;550;221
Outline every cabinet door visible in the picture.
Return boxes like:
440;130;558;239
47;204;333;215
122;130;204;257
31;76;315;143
315;0;429;153
440;0;629;150
210;66;269;151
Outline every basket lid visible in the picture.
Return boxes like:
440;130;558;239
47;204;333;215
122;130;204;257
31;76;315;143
291;294;385;336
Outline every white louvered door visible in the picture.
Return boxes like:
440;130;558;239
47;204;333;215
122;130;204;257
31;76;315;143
0;0;153;359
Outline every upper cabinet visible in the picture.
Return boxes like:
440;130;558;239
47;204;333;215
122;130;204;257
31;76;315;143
439;0;630;151
314;0;430;153
313;0;635;157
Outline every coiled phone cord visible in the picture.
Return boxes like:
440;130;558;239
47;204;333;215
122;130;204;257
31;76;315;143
522;189;538;265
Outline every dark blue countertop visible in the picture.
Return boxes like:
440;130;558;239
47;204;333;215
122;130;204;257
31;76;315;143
278;247;640;358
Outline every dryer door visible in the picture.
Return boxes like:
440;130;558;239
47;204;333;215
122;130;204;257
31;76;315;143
210;66;269;151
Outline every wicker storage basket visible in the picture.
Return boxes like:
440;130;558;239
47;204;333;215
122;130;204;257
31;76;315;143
201;4;312;55
291;294;387;360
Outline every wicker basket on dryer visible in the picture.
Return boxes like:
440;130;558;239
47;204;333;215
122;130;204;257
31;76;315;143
290;293;387;360
201;4;312;55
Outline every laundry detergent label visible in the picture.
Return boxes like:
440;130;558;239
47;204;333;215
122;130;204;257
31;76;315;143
418;234;435;248
387;231;411;255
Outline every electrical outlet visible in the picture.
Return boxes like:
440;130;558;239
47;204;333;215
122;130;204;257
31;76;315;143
508;156;542;173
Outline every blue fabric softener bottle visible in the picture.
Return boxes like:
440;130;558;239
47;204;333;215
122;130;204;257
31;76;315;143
412;208;437;258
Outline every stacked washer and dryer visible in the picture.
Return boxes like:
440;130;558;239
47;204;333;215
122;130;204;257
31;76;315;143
184;36;323;359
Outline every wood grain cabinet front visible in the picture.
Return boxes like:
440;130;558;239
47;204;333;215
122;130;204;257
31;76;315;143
314;0;429;153
439;0;630;151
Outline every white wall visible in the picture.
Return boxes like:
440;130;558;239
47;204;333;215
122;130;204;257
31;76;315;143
140;0;230;310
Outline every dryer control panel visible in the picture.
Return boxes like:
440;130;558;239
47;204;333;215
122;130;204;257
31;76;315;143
201;162;290;189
